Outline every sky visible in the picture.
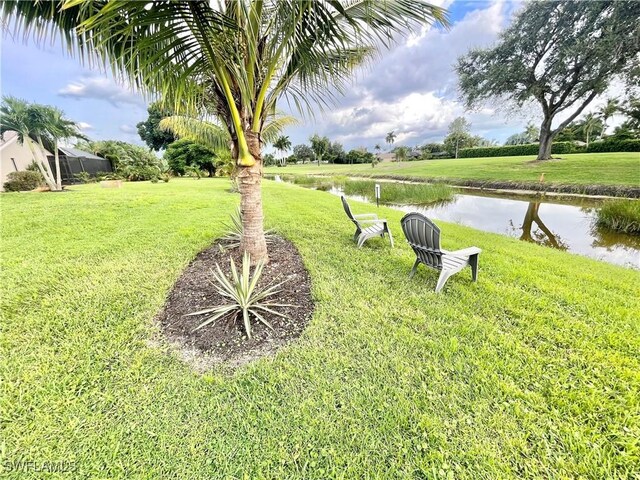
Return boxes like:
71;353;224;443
0;0;625;152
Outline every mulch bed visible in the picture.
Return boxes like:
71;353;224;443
156;236;314;370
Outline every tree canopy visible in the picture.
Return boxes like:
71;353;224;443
137;102;177;152
164;139;218;177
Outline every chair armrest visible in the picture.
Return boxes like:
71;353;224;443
359;218;387;224
446;246;481;258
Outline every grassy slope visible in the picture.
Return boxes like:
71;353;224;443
265;152;640;187
1;179;639;479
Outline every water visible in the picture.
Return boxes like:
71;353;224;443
271;175;640;269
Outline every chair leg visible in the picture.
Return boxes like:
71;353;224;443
386;227;394;248
469;253;479;282
435;269;453;293
409;259;420;279
357;233;367;248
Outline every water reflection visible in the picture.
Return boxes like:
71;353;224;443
514;202;568;250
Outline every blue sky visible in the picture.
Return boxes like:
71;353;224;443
0;0;582;152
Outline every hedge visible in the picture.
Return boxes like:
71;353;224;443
459;139;640;158
586;139;640;153
458;142;581;158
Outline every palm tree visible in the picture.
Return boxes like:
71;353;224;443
393;145;410;162
598;98;620;135
273;135;292;166
385;131;397;148
0;96;58;190
582;113;602;147
40;105;87;190
4;1;447;262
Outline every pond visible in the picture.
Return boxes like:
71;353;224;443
270;175;640;269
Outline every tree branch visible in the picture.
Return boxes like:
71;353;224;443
551;90;599;135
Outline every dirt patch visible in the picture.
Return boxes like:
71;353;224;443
156;236;314;370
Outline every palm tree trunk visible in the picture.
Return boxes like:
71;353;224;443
238;130;268;264
35;135;60;190
54;141;62;189
24;137;57;190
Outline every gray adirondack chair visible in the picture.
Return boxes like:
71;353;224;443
341;196;393;248
401;212;480;293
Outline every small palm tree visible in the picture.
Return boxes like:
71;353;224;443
40;105;87;189
385;131;397;148
393;145;410;162
4;1;448;262
598;98;620;136
273;135;292;166
582;113;602;147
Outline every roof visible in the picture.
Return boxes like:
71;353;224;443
58;146;105;160
0;131;19;151
1;131;53;155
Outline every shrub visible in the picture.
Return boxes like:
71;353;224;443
73;172;95;184
186;252;290;339
3;170;44;192
596;199;640;234
458;142;584;158
586;139;640;153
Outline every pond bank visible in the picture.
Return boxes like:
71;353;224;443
293;173;640;198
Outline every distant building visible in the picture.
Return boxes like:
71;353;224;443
1;131;112;190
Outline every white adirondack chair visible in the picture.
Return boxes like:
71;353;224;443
341;196;393;248
401;212;480;292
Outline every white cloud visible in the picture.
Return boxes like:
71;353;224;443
58;76;145;107
285;0;523;148
76;122;93;131
119;124;137;134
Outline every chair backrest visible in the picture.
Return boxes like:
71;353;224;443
341;196;360;228
401;212;443;269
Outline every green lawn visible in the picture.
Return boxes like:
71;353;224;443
266;152;640;187
2;179;639;479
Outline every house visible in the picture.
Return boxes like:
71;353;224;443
0;131;52;190
1;131;112;190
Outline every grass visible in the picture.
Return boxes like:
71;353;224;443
596;199;640;234
265;152;640;187
1;179;639;479
343;179;453;204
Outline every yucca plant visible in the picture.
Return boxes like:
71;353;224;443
186;252;290;339
220;207;275;250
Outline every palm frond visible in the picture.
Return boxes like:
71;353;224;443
159;116;230;151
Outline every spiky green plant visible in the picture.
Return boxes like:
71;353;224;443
186;252;290;338
221;207;275;249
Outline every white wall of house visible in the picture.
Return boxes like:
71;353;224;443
0;132;47;191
